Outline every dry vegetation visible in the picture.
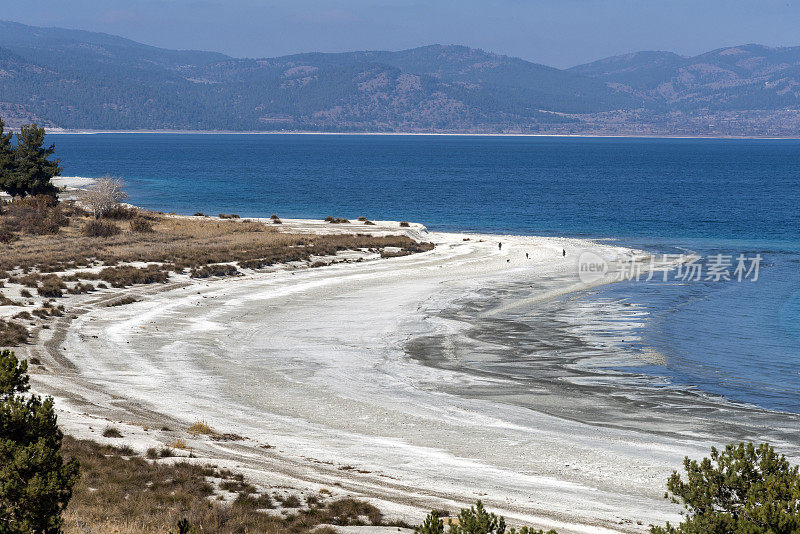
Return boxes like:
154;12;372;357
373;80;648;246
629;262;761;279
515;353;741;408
62;437;396;534
0;197;434;347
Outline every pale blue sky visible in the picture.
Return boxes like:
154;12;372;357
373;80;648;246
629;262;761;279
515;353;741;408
5;0;800;68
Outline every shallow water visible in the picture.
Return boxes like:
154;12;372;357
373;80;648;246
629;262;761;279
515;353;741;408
50;133;800;413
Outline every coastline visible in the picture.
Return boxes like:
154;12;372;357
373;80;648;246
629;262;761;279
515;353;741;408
15;213;800;532
19;215;680;533
45;130;800;140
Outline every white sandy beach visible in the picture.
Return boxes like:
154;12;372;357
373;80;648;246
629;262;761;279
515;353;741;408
21;218;712;533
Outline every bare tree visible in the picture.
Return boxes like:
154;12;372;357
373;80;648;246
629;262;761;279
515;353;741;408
80;175;129;218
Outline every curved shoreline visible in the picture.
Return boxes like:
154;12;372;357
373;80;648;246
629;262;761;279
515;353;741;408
25;221;698;532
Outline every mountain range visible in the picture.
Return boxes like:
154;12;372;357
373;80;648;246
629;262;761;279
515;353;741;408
2;20;800;136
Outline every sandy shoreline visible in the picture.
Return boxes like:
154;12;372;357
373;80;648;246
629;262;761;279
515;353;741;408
19;216;793;532
46;130;800;140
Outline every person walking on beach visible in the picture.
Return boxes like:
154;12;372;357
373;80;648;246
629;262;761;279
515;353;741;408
526;252;529;259
563;249;566;257
498;242;502;251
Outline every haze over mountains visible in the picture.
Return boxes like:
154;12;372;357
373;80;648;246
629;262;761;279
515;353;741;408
2;20;800;136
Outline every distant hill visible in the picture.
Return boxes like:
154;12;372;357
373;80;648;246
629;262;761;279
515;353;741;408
569;44;800;112
1;20;800;136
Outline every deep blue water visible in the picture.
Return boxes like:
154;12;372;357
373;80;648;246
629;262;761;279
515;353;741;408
50;134;800;412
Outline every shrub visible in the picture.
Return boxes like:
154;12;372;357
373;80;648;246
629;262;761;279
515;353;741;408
101;205;137;220
219;213;240;219
193;212;207;217
187;421;214;436
416;501;556;534
129;217;154;233
400;221;411;227
105;296;138;307
102;427;123;438
650;442;800;533
326;497;383;526
281;495;301;508
0;226;14;243
273;218;283;224
0;320;29;346
83;219;120;238
235;493;274;510
416;511;445;534
324;216;350;224
2;195;67;235
81;176;129;219
190;264;239;278
98;265;169;287
364;220;376;225
145;447;159;460
0;350;80;531
67;282;95;294
38;274;67;298
270;214;280;220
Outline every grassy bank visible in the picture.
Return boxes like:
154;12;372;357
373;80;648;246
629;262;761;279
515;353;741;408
62;436;398;534
0;199;433;347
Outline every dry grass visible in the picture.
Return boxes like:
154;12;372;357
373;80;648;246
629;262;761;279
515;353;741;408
0;319;29;346
61;437;396;534
0;208;432;275
187;421;215;436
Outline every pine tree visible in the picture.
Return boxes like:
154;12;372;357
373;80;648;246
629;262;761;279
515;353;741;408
0;124;61;197
0;119;14;192
0;350;80;533
652;442;800;533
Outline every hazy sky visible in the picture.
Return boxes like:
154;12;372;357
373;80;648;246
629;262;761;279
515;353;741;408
5;0;800;68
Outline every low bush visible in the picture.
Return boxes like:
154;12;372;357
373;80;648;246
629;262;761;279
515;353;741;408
67;282;95;294
101;205;138;220
399;221;411;227
324;216;350;224
187;421;214;436
0;320;29;346
190;264;239;278
280;495;301;508
417;501;556;534
83;220;121;238
234;492;275;509
98;265;169;287
102;427;123;438
105;296;138;307
130;217;154;233
218;213;240;219
1;195;68;236
38;274;67;298
0;225;15;243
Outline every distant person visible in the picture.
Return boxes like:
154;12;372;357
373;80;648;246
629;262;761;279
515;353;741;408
498;242;502;251
563;249;566;257
525;252;529;259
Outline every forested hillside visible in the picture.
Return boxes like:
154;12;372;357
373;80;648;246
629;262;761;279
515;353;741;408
2;20;800;135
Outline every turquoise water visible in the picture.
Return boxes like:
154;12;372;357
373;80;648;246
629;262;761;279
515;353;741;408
51;134;800;412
